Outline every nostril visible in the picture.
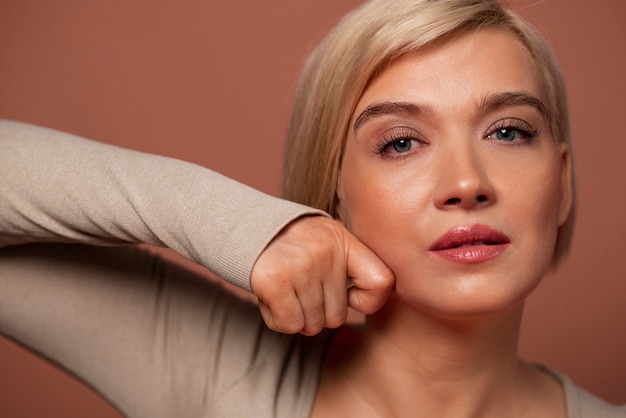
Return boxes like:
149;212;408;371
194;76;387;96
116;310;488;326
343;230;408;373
443;195;489;206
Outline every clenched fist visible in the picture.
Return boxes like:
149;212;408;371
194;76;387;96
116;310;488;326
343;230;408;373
250;216;394;336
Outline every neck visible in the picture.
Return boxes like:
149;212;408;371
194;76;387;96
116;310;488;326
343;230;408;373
325;295;531;417
366;294;524;382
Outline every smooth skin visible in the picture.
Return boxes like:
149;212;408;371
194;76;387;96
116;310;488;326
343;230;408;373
311;28;572;417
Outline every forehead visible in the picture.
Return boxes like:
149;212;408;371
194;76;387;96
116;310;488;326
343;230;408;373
354;28;543;117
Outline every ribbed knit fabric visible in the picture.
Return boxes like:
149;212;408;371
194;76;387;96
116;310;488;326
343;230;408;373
0;119;327;291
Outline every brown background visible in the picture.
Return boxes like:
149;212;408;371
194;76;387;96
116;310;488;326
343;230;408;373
0;0;624;415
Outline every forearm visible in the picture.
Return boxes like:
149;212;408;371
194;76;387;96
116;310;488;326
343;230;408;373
0;244;250;417
0;120;325;290
0;243;328;417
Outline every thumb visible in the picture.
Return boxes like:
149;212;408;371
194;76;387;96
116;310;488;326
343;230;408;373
344;233;395;315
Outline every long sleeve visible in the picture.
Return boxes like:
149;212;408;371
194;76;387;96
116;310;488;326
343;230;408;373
0;119;327;290
0;119;333;417
0;244;329;417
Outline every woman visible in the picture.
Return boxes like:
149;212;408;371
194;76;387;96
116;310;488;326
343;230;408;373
0;0;624;417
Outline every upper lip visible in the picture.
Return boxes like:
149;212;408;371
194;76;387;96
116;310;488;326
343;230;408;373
429;224;510;251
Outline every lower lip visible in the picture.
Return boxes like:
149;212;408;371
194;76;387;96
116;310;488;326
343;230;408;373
430;244;510;264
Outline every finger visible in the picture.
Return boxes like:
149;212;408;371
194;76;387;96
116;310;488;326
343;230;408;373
251;249;306;334
296;281;326;336
258;293;304;334
257;300;277;330
344;235;395;315
321;263;349;329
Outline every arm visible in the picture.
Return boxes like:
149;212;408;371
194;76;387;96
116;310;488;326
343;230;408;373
0;244;327;417
0;119;394;334
0;120;389;415
0;119;322;291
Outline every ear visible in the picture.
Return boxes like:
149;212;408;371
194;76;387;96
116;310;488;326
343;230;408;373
557;142;573;226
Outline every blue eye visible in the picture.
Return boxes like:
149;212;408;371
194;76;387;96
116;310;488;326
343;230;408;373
375;127;424;157
487;119;538;143
377;138;421;156
392;138;414;153
495;128;520;142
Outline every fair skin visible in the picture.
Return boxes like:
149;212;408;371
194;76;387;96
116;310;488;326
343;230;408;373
309;28;572;417
251;216;394;336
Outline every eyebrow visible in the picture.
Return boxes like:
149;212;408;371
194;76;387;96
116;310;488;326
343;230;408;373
477;91;550;121
352;91;550;131
353;102;428;131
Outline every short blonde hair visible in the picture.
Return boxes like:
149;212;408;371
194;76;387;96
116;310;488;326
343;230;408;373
282;0;575;266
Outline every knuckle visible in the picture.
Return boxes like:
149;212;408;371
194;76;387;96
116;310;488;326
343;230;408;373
373;266;395;289
276;319;302;334
301;321;324;336
324;316;345;329
270;306;303;334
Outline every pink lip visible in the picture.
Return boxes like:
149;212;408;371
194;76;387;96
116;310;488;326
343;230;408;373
429;224;510;264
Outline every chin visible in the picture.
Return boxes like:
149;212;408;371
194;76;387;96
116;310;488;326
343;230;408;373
393;270;545;322
410;294;527;322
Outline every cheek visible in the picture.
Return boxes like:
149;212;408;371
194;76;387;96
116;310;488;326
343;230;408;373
519;160;563;224
338;161;432;261
500;155;564;258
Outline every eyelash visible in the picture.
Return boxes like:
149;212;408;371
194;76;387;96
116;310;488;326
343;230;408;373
372;118;539;158
485;119;539;144
373;128;423;156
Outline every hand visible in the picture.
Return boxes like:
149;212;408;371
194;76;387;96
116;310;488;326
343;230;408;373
250;216;394;336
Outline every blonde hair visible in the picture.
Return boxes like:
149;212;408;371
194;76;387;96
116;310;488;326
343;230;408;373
282;0;575;266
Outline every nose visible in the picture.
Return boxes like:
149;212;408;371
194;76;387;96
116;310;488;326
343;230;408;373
433;143;496;210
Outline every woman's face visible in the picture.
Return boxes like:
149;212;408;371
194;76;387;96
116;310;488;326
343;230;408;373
337;29;572;318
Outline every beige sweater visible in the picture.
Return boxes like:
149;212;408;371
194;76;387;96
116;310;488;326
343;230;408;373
0;119;324;292
0;120;623;417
